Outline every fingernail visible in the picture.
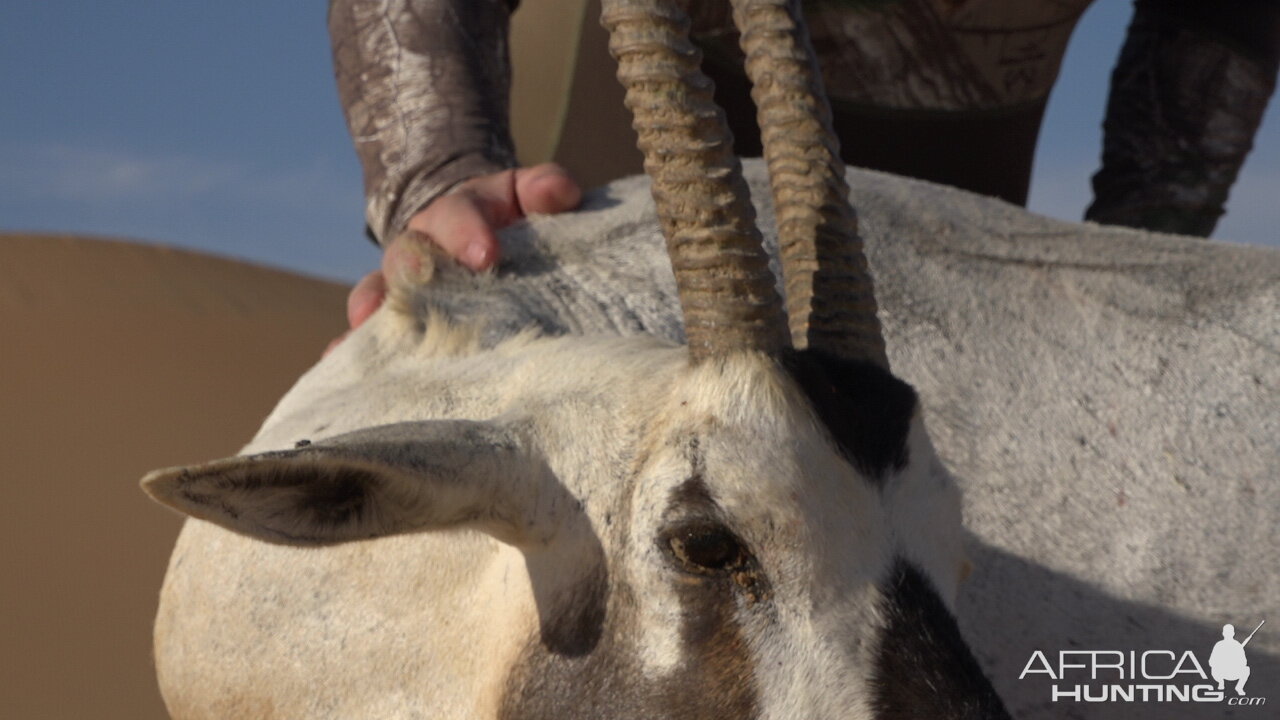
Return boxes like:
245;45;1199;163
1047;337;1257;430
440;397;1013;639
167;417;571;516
538;171;580;207
464;242;491;270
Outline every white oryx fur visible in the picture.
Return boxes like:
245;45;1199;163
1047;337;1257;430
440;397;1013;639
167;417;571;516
145;161;1278;719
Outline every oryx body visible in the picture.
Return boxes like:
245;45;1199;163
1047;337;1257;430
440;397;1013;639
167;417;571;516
147;162;1278;719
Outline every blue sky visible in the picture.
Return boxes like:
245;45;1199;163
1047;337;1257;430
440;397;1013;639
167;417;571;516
2;1;1276;283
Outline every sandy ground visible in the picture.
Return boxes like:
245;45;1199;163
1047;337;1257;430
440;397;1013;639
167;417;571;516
0;233;348;719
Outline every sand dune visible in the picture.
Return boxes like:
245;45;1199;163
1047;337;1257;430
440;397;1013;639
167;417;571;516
0;233;348;719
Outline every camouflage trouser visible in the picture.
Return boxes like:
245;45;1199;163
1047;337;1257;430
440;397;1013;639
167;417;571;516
1086;0;1280;237
691;0;1279;235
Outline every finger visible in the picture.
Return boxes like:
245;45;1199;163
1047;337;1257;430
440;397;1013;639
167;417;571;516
515;163;582;216
407;192;501;271
456;169;521;228
346;270;387;330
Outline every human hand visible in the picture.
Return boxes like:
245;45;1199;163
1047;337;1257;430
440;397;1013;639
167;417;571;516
327;163;581;355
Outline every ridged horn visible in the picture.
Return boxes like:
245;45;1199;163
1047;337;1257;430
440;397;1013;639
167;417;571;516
730;0;889;368
601;0;789;362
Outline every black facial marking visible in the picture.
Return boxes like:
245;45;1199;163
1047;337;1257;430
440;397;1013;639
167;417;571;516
499;471;762;720
660;474;762;712
873;560;1012;720
668;559;760;715
782;349;917;484
668;474;717;514
499;590;759;720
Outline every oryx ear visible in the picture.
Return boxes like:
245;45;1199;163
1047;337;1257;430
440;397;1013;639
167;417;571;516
141;421;557;547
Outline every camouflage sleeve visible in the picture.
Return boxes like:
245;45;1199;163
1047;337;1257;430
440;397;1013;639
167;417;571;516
1086;0;1280;237
329;0;520;245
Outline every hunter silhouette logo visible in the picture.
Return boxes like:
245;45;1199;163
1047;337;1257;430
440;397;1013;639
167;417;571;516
1019;619;1267;705
1210;620;1263;696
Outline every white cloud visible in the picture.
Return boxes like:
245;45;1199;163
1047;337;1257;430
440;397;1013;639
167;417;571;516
0;143;237;204
0;142;355;210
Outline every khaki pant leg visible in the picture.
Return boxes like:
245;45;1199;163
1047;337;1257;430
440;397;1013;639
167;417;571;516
510;0;644;189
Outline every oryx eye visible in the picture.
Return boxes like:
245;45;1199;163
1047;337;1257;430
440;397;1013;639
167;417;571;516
667;524;744;572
